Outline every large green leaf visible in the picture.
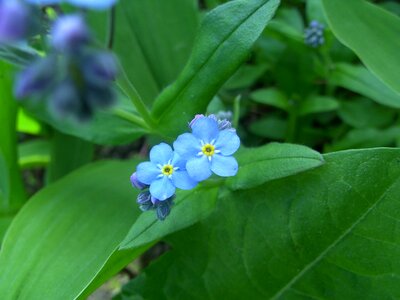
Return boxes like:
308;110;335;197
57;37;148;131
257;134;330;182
120;186;219;250
331;63;400;109
322;0;400;94
121;148;400;299
152;0;280;138
88;0;199;104
227;143;324;190
0;161;142;299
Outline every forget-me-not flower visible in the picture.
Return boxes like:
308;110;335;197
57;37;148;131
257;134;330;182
304;20;325;48
174;115;240;182
136;143;197;201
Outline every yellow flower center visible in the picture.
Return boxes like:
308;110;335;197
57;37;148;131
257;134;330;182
161;164;174;176
202;144;215;156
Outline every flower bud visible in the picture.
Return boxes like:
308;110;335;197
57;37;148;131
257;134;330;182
51;14;90;53
304;20;325;48
14;56;57;99
130;172;148;190
189;114;205;128
137;191;153;212
0;0;29;43
83;51;118;85
49;80;80;117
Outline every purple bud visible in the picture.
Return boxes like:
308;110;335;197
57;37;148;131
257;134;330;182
130;172;147;190
0;0;29;43
218;119;232;130
83;51;118;85
14;56;57;99
49;80;80;118
51;14;90;52
189;114;205;128
154;196;175;221
156;202;171;221
137;191;153;211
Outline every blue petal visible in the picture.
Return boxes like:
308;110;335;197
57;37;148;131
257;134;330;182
191;117;219;143
24;0;60;5
186;156;212;182
150;176;176;201
171;152;187;170
173;133;200;160
150;143;174;165
211;155;238;177
172;170;198;190
215;130;240;156
136;162;160;185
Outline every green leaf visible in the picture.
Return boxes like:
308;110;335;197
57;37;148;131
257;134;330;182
338;97;395;129
322;0;400;94
122;148;400;299
17;108;43;135
306;0;327;24
224;63;268;90
248;116;287;139
18;140;50;169
327;127;400;152
250;88;289;110
88;0;199;104
119;186;219;250
0;61;26;213
331;63;400;109
0;45;38;67
299;95;339;116
45;131;93;183
152;0;281;138
227;143;324;190
0;161;143;299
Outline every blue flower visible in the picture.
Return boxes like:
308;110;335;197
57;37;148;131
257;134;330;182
25;0;117;10
174;115;240;182
51;14;90;53
304;20;325;48
0;0;30;43
136;143;197;201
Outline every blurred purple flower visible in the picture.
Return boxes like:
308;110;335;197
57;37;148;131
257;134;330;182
25;0;117;10
0;0;30;43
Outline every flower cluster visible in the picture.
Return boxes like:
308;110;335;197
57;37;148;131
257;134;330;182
131;114;240;220
0;0;118;121
304;20;325;48
15;14;118;121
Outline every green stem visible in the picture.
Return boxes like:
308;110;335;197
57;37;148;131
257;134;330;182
107;6;116;49
285;100;298;143
233;94;241;129
0;62;26;212
113;108;149;130
117;66;156;129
